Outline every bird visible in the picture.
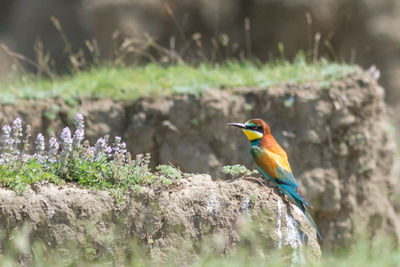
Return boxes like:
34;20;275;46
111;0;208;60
228;118;322;240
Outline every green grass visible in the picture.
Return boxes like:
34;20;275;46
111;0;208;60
0;58;361;103
0;227;398;267
222;164;258;178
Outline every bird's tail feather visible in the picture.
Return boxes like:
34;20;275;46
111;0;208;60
277;183;322;240
304;209;322;240
280;184;311;208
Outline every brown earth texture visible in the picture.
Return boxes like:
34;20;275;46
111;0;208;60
0;70;398;256
0;175;320;265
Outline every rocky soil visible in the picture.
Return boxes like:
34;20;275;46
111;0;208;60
0;70;398;250
0;175;321;265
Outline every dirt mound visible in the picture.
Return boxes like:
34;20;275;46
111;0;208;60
0;175;321;265
0;71;398;249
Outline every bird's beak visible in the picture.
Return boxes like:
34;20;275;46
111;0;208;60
228;122;246;129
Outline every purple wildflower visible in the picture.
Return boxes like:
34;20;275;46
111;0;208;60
22;154;33;163
113;136;127;161
104;143;112;158
34;133;46;163
48;137;59;163
35;134;45;152
0;124;16;163
120;141;127;154
1;125;12;150
60;127;72;159
113;136;121;152
94;137;106;152
73;113;84;149
94;137;112;159
11;118;22;145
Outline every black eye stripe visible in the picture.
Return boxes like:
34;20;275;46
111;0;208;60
246;125;263;133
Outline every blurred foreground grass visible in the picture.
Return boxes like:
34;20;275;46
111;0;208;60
0;58;360;103
0;227;398;267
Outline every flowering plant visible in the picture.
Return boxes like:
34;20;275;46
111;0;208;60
0;114;181;199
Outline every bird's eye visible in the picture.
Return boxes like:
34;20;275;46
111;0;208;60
253;126;257;130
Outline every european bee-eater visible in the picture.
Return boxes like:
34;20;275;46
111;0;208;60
229;119;322;240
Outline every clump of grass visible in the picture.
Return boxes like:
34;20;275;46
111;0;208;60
157;164;183;185
0;114;181;199
222;164;258;178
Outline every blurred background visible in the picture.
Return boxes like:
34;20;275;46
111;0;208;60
1;0;400;106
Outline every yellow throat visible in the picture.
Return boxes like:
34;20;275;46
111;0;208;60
242;129;263;141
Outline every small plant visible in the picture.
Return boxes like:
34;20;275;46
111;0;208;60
319;80;331;90
0;114;178;198
283;96;295;108
222;164;258;178
43;104;61;121
157;164;182;178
